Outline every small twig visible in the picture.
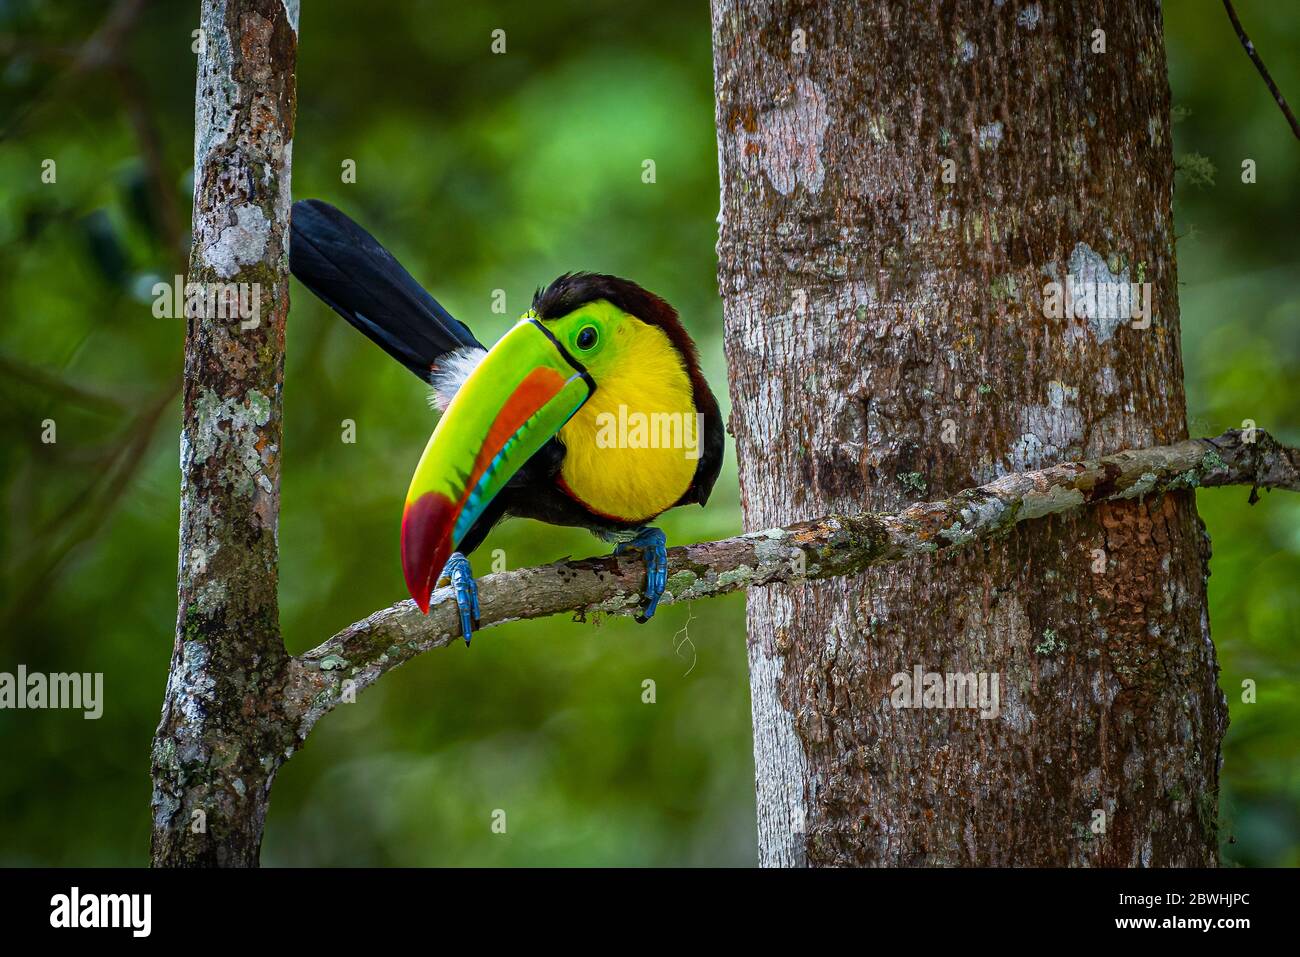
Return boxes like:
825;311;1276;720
1222;0;1300;140
673;606;698;677
1;378;179;631
112;61;187;265
0;354;126;416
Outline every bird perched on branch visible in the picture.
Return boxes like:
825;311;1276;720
289;200;723;644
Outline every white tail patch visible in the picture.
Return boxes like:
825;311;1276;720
428;346;487;412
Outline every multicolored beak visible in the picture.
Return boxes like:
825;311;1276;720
401;316;594;612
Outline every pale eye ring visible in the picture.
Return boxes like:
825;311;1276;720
576;326;599;350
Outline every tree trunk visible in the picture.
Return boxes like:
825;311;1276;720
150;0;299;867
712;0;1225;866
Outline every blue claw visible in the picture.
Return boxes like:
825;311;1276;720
441;552;481;645
614;527;668;623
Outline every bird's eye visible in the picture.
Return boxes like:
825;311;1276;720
576;326;599;351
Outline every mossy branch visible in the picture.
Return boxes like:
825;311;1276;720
285;428;1298;737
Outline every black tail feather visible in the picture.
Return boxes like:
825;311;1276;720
289;199;481;381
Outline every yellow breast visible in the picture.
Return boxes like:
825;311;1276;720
559;321;700;523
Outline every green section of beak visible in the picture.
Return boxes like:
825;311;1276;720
401;317;594;608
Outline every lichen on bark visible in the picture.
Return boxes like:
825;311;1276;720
150;0;298;868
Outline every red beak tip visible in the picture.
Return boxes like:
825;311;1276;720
402;492;456;619
405;570;433;614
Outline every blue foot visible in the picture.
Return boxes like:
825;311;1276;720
441;552;481;645
614;527;668;623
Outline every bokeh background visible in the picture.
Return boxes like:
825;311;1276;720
0;1;1295;866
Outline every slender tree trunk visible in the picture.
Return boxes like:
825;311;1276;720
712;0;1225;865
150;0;299;867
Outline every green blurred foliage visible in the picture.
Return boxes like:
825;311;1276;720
1166;1;1300;867
0;0;1294;866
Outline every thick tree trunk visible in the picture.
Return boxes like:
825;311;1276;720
150;0;299;867
712;0;1225;865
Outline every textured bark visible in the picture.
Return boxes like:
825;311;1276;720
712;0;1225;865
150;0;299;867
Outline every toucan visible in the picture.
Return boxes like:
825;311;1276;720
289;200;724;643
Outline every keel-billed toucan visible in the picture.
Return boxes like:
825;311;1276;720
289;200;724;643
